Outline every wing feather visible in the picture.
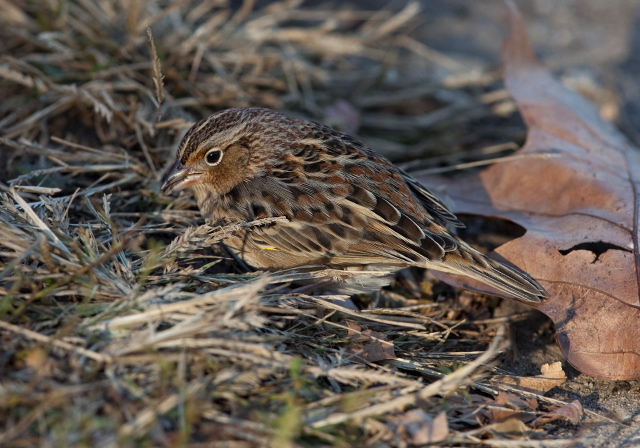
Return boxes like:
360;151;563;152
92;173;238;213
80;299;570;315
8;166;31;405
236;174;459;268
399;169;464;228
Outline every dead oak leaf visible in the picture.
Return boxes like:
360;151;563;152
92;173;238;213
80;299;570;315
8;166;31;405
386;409;449;445
492;362;567;394
532;400;583;428
483;391;538;424
418;1;640;380
345;321;396;362
483;417;534;439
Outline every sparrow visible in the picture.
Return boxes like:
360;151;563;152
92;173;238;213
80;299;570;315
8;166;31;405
161;107;548;302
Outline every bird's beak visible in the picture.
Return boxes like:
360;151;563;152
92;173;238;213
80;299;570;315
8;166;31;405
161;160;203;194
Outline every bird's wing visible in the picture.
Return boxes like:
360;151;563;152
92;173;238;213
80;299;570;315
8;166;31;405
232;174;459;267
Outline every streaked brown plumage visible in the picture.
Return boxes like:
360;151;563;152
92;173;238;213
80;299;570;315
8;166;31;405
161;107;548;302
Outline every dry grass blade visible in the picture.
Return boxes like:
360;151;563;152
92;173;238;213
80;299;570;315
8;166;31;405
146;27;164;119
0;320;111;363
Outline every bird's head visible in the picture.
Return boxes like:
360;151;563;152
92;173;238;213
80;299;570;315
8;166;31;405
161;107;297;197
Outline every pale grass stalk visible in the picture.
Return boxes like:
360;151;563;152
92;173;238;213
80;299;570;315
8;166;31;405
0;320;111;363
96;276;270;330
304;296;426;330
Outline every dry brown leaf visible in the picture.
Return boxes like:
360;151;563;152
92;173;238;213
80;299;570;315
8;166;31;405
484;417;531;439
540;362;565;379
484;391;538;423
345;321;396;362
532;400;583;428
419;1;640;380
495;362;566;394
387;409;449;445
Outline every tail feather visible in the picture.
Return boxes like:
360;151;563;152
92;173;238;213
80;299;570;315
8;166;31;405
438;245;548;303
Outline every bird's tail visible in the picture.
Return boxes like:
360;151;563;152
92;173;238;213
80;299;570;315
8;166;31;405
435;243;548;303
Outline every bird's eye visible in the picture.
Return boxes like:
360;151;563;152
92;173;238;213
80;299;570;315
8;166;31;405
205;149;223;166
